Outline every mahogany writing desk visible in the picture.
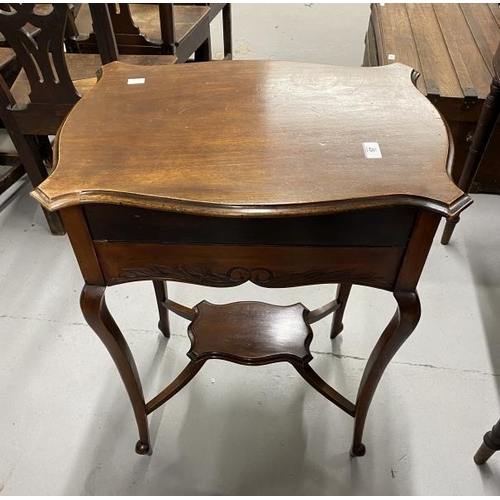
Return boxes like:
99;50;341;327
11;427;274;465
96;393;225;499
33;61;471;457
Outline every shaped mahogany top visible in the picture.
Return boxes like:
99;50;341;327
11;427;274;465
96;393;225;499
32;60;470;218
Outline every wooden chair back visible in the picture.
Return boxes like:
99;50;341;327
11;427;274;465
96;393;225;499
75;4;174;56
0;4;79;110
0;3;118;234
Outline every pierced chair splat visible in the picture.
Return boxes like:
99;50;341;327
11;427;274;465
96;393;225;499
0;3;176;234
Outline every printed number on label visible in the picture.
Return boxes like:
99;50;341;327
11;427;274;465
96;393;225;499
362;142;382;159
127;78;146;85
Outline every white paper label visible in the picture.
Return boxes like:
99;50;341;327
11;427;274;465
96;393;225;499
127;78;145;85
387;54;396;61
363;142;382;159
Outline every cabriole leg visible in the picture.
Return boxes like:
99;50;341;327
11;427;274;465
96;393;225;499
80;285;151;455
351;291;421;457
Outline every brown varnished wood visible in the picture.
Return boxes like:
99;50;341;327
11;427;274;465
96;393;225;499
0;46;23;196
188;301;313;365
405;3;461;99
0;4;80;48
0;145;23;194
441;42;500;244
61;206;105;285
489;3;500;30
366;4;500;195
88;3;119;65
330;283;352;339
350;210;439;455
307;299;341;324
0;4;176;233
0;4;41;44
147;300;355;424
433;4;484;104
10;53;176;111
32;61;468;218
145;360;205;415
84;204;417;247
474;419;500;465
163;298;195;321
93;242;405;291
363;18;379;68
76;4;211;49
141;3;208;45
0;46;18;86
0;75;65;234
461;3;500;77
33;55;471;456
293;363;355;417
0;4;80;106
395;211;441;291
167;5;211;62
222;4;232;59
159;4;175;55
10;54;99;109
189;301;355;416
80;284;151;455
153;280;170;337
351;290;421;457
0;4;174;116
0;154;24;194
75;3;211;63
77;210;444;456
370;4;426;94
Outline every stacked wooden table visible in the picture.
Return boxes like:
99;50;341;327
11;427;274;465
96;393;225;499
364;3;500;193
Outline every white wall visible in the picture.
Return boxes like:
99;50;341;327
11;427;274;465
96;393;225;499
211;3;371;66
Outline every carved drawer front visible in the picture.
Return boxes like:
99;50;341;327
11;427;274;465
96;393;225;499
84;204;417;247
94;241;405;291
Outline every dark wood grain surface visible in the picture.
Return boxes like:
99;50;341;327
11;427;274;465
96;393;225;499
188;301;313;364
32;60;468;218
93;241;405;290
370;3;500;103
365;3;500;194
43;57;470;457
84;204;417;246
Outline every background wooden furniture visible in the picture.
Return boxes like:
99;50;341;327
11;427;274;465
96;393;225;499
441;42;500;244
0;4;175;234
203;3;232;59
364;3;500;194
0;46;24;195
475;419;500;465
0;45;18;86
72;3;232;63
0;3;80;47
0;127;24;196
33;60;470;457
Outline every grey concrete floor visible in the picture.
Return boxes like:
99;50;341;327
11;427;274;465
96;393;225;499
1;3;500;495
